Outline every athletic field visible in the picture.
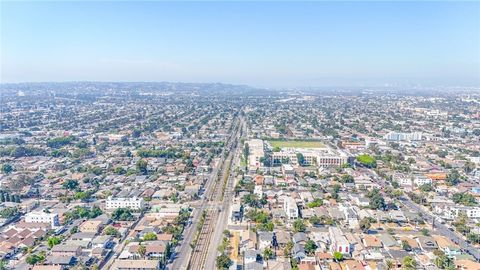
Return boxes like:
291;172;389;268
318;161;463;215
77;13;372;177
268;140;324;148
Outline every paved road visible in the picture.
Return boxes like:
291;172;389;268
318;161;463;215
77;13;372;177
101;212;144;270
399;196;480;261
169;159;226;270
204;118;244;269
170;117;243;270
366;168;480;261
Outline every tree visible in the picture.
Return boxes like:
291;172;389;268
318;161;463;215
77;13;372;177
401;240;412;251
26;255;39;265
296;153;305;166
333;251;343;262
293;219;306;233
137;244;146;258
1;164;13;174
309;216;321;226
284;241;294;256
369;194;386;210
0;207;18;218
359;217;372;232
90;166;103;176
263;247;273;260
243;144;250;161
132;129;142;138
47;136;75;148
90;205;103;218
445;169;461;186
436;149;448;158
26;254;45;265
103;226;119;237
114;166;126;175
143;232;158;241
464;161;475;173
385;260;394;270
452;193;477;206
216;253;232;270
356;154;376;168
70;226;79;234
304;240;317;255
307;198;323;208
421;228;430;236
435;254;455;269
112;208;134;221
62;179;79;190
419;184;433;192
47;236;61;249
246;209;269;224
74;191;90;201
340;174;354;183
453;213;470;235
402;256;417;270
243;194;264;208
0;260;6;270
136;159;148;174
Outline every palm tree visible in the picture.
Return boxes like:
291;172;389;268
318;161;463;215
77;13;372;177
385;259;394;270
0;260;7;270
402;256;417;270
263;248;273;260
138;245;146;258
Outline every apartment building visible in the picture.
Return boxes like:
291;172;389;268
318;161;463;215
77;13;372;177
283;197;299;219
247;139;265;168
394;173;432;187
25;210;60;228
329;227;351;254
434;204;480;220
106;196;145;210
384;131;422;141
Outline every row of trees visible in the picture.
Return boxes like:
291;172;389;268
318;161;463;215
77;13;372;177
0;191;21;203
0;146;46;157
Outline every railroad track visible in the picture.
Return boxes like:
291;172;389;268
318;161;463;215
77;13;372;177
187;117;243;270
189;209;219;270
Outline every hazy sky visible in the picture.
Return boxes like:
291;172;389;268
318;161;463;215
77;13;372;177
1;1;479;87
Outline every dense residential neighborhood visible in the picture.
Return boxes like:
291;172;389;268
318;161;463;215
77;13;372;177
0;82;479;270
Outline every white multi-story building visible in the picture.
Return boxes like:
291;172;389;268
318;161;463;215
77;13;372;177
413;175;432;186
25;211;60;227
328;227;351;254
393;173;413;186
384;132;422;142
395;173;432;187
283;197;299;219
271;148;349;168
247;139;265;168
434;204;480;220
106;196;145;210
253;185;263;197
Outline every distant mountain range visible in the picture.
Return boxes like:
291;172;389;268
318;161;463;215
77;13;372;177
1;82;478;98
0;81;277;97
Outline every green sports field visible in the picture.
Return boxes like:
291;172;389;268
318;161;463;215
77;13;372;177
268;140;324;148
